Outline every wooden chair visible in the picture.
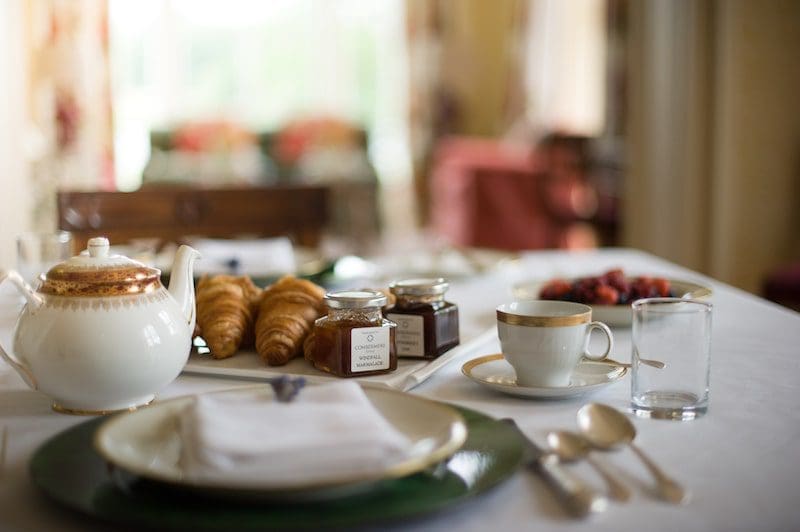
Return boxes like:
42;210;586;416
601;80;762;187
57;185;329;251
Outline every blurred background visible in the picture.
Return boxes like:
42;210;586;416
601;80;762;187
0;0;799;304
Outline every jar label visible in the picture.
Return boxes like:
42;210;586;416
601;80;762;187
387;313;425;357
350;326;391;372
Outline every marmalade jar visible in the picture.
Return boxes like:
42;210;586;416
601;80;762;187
309;290;397;377
387;278;459;359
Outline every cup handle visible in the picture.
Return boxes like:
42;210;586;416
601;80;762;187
0;270;38;390
582;321;614;361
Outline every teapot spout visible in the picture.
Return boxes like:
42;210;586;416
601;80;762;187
0;269;43;310
167;245;201;330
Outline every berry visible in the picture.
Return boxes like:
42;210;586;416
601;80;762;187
654;278;671;297
540;279;572;300
602;269;625;288
538;270;672;306
594;284;619;305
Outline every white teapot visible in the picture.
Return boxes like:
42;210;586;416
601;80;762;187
0;237;200;414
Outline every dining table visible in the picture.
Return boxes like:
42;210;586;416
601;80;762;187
1;247;799;531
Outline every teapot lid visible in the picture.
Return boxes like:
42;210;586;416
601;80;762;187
39;237;162;297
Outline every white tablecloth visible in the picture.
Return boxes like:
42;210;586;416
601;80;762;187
1;248;799;532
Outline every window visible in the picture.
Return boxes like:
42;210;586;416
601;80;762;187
109;0;410;190
525;0;607;135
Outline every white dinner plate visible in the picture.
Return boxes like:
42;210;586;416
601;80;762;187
94;385;466;500
461;354;627;399
511;278;712;327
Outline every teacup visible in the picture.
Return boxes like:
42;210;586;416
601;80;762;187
496;301;614;387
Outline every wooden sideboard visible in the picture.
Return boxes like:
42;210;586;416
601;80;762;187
57;185;329;250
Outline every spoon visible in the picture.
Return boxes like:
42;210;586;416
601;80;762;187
633;346;667;369
584;357;666;370
547;430;632;502
576;403;690;504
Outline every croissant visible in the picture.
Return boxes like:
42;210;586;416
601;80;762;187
303;328;317;362
233;275;262;348
255;275;326;366
196;275;262;359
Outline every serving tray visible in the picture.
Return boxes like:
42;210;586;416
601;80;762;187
183;327;497;391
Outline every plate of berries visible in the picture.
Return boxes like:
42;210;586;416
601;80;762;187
512;269;712;326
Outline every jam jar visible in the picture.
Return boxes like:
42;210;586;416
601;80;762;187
387;278;459;359
309;290;397;377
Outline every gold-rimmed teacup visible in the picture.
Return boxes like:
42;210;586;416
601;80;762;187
496;301;614;387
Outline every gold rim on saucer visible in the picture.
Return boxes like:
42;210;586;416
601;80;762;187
461;354;627;396
462;353;506;376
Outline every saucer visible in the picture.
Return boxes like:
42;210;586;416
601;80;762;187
461;354;627;399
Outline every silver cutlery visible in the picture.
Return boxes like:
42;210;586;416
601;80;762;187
633;346;668;369
502;418;607;517
547;430;632;502
584;357;665;370
576;403;690;504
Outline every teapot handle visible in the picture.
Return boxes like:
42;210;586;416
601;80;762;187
0;270;38;390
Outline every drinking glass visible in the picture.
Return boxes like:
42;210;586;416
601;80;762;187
16;231;74;288
631;297;712;420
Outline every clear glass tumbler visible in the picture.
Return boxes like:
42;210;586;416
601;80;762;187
16;231;74;288
631;297;712;420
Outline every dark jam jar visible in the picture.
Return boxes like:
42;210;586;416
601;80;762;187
310;290;397;377
387;278;459;359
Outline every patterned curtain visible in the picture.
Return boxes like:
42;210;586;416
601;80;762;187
25;0;114;230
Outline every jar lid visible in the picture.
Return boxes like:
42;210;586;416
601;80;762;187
39;237;162;297
389;278;449;296
325;289;387;309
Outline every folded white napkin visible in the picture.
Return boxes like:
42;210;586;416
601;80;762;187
178;382;413;487
190;237;296;276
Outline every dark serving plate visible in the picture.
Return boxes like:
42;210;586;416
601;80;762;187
30;405;525;531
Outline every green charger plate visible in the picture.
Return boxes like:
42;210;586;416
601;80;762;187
30;406;525;530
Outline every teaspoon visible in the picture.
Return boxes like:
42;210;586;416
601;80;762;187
583;357;665;370
547;430;632;502
576;403;690;504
